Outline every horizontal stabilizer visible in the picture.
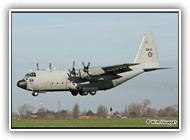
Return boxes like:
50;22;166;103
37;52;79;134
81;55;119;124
143;68;171;72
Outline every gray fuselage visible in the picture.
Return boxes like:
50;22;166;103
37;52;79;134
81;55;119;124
17;66;144;96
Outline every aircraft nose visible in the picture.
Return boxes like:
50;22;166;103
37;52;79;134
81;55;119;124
17;79;27;89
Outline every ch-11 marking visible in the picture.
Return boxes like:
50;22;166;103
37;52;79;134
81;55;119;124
146;48;153;51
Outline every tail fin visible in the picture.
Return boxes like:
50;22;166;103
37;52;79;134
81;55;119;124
134;32;159;69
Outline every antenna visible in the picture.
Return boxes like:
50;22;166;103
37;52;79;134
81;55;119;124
40;100;43;108
37;63;39;70
49;63;51;70
58;101;60;112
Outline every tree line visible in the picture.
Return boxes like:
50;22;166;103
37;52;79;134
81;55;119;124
12;99;178;120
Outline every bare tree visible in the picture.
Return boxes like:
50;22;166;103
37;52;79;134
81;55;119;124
12;112;19;120
72;103;80;119
128;103;142;117
36;107;47;119
97;105;108;118
158;104;178;117
124;105;128;115
141;99;151;116
142;99;151;109
57;109;72;119
127;99;151;117
18;104;35;119
144;107;157;118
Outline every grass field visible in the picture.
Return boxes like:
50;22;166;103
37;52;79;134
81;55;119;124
12;118;179;128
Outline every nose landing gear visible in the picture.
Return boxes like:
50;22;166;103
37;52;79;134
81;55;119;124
32;91;38;96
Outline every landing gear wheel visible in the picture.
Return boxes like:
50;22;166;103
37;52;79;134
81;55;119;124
90;91;96;96
71;91;78;96
79;91;88;96
32;91;38;96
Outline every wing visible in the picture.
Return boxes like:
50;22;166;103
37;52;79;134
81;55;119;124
75;63;139;81
102;63;139;74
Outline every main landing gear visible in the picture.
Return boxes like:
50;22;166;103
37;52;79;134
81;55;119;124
70;90;96;96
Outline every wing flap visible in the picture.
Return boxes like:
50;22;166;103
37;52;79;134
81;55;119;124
102;63;139;74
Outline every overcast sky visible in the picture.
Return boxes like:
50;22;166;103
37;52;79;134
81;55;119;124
11;11;179;113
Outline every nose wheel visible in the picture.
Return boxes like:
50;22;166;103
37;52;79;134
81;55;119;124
32;91;38;96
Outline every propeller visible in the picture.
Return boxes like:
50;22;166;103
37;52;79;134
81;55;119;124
82;61;91;80
82;61;90;73
70;61;76;75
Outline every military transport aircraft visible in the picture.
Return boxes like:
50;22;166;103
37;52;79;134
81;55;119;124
17;32;167;96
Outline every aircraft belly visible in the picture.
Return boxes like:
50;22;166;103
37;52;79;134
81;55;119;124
80;80;113;91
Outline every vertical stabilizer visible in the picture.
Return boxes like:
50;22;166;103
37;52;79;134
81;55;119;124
134;32;159;69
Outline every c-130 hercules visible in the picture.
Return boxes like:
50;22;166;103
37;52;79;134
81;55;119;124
17;32;167;96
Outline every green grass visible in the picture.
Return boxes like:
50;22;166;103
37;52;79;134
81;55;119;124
12;118;179;128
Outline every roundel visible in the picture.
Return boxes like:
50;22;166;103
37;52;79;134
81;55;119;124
148;52;152;57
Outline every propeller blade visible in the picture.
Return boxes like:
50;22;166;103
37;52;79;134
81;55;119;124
82;61;85;67
82;62;87;72
82;61;91;73
87;62;90;68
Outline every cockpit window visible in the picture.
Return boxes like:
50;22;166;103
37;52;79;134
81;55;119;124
24;73;29;80
30;72;36;77
23;72;36;80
